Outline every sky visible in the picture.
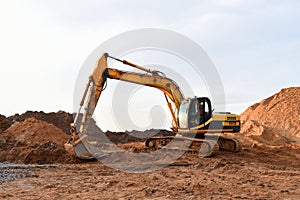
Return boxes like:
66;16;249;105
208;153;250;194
0;0;299;131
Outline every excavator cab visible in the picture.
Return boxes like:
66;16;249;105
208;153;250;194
178;97;212;130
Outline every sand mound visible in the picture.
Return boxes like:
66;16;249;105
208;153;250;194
7;111;73;134
240;86;300;147
239;120;293;147
2;118;69;145
0;118;82;164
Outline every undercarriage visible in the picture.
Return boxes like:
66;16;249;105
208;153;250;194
145;134;242;157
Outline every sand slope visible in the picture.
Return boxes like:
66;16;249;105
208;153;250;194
239;86;300;147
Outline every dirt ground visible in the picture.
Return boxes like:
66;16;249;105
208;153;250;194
0;86;300;199
1;147;300;200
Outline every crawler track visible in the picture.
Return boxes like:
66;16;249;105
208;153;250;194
146;136;220;157
145;135;242;157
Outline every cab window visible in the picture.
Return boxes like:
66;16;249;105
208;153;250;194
189;99;201;128
178;101;189;129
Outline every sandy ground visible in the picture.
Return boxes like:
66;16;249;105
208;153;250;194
1;146;300;200
1;86;299;199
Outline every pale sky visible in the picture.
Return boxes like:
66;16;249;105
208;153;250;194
0;0;299;131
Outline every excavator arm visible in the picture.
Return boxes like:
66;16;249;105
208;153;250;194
65;53;185;158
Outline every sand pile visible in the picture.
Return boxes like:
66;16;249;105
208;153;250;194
7;111;73;134
0;118;81;164
2;118;69;145
238;120;293;147
240;86;300;147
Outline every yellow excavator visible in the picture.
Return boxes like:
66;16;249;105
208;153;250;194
64;53;242;159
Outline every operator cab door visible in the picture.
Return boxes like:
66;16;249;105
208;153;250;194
188;97;212;129
178;97;212;129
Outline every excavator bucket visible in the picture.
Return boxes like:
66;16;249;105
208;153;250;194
64;138;94;159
